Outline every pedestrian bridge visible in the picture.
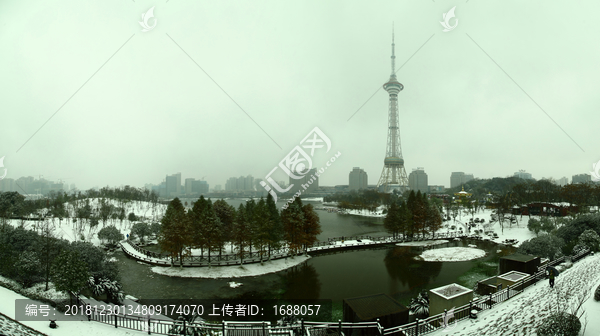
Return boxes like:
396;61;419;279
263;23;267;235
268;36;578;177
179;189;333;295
120;231;466;267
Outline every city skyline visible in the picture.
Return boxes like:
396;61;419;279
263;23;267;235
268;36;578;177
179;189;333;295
2;1;600;191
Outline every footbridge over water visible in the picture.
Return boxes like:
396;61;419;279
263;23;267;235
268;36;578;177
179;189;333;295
120;232;466;267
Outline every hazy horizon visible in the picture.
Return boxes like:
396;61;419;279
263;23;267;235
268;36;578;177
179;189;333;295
2;0;599;191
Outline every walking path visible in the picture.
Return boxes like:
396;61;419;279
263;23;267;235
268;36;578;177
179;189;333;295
430;253;600;336
120;232;465;267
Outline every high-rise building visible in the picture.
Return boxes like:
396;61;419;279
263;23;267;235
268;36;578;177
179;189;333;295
289;168;319;195
450;172;474;189
215;185;222;191
349;167;368;191
376;29;409;193
408;168;428;194
555;177;568;186
572;174;591;184
191;180;209;195
166;173;181;197
514;170;533;180
184;178;195;195
0;178;16;192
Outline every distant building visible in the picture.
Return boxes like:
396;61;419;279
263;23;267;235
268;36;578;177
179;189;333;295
191;180;209;195
184;178;195;195
572;174;591;184
165;173;181;197
408;168;428;194
214;184;222;191
289;168;319;195
349;167;368;191
556;177;569;187
428;185;445;193
450;172;474;189
0;178;16;192
225;175;254;191
514;170;533;180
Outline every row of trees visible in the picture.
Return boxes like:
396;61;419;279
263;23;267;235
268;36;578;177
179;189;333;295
0;186;161;222
384;191;443;238
158;195;322;266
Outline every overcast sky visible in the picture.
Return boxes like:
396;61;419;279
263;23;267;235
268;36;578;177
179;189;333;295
2;0;599;191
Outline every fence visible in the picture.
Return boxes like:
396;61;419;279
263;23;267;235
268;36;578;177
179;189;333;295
70;248;592;336
382;248;592;336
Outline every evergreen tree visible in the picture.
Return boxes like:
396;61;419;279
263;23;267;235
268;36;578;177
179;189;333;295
245;199;257;255
190;196;208;255
213;199;236;255
52;250;90;299
232;203;250;263
282;198;305;255
301;203;322;252
384;201;401;238
158;198;192;267
266;193;283;259
399;199;413;238
407;191;417;237
252;199;272;260
201;199;222;264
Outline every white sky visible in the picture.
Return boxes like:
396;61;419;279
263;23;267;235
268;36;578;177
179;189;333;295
2;0;599;190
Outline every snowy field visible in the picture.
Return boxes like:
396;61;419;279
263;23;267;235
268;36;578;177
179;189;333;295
151;255;311;278
7;198;166;247
416;247;486;262
430;253;600;336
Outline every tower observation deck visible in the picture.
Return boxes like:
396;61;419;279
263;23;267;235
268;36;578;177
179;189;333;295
376;28;409;193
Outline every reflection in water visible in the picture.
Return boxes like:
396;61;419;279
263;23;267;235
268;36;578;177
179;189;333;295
281;262;321;300
384;247;442;294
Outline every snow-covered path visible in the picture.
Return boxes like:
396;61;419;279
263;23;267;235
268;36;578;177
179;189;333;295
431;254;600;336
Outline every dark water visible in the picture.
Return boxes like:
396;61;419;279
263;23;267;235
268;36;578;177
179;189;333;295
115;199;513;310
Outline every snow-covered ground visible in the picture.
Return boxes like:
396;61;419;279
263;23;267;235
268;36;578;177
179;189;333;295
8;198;166;246
416;247;486;262
0;285;149;336
430;253;600;336
151;255;311;278
396;240;450;247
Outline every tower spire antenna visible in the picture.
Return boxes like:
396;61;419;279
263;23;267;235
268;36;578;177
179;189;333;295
377;24;408;193
391;23;396;75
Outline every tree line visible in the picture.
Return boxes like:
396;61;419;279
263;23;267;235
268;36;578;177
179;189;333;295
384;190;443;238
158;195;322;266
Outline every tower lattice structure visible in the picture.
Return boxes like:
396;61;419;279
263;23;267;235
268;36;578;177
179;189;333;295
377;29;408;193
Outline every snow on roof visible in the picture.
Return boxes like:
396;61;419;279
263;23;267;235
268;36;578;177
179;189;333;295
431;283;472;299
497;271;529;282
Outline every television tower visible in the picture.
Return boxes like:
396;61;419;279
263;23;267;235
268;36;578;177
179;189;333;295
377;27;409;193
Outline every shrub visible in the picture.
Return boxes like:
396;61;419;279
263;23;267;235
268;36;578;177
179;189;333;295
577;229;600;252
518;234;565;260
556;214;600;247
97;226;124;246
536;312;581;336
595;284;600;301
